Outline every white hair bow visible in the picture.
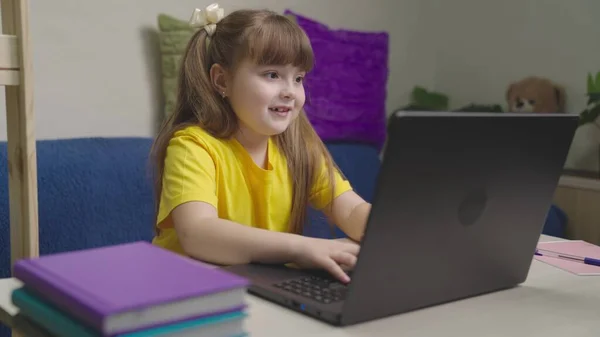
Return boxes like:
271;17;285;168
189;3;225;36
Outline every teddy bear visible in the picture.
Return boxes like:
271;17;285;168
505;76;566;113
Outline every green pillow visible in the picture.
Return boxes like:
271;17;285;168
156;12;296;117
157;14;197;117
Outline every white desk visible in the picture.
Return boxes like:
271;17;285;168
1;235;599;337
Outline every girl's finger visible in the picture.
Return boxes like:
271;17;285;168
322;257;351;283
332;251;358;269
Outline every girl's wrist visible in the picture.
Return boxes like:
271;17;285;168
286;233;308;262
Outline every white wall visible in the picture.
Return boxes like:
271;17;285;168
420;0;600;172
423;0;600;114
0;0;431;140
2;0;599;154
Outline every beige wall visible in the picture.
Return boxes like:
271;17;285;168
1;0;599;169
423;0;599;114
0;0;428;140
421;0;600;171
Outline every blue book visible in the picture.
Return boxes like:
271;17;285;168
12;287;247;337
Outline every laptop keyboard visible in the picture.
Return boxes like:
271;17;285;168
273;275;348;304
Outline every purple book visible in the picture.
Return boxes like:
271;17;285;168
13;241;249;336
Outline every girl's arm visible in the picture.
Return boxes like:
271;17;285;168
172;201;301;264
172;200;360;282
322;191;371;242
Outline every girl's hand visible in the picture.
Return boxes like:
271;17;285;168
292;237;360;283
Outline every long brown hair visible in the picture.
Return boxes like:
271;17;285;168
151;9;338;235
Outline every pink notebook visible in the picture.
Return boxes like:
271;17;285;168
534;240;600;276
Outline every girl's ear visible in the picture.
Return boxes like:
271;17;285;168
209;63;230;98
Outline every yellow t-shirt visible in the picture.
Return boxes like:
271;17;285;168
152;125;352;255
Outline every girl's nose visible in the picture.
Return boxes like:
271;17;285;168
280;87;295;100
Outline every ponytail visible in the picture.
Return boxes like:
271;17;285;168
172;29;238;135
150;28;237;232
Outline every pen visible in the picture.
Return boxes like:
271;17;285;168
535;248;600;267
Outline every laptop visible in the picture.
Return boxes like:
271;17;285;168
223;111;579;326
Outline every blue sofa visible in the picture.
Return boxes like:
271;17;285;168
0;138;380;272
0;137;565;336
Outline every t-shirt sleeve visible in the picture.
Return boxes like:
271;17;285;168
156;134;218;225
309;159;353;210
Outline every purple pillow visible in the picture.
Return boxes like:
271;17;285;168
285;10;389;150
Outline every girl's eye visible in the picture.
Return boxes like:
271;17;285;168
264;72;278;79
295;76;304;83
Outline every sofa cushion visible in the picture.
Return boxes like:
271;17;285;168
157;14;197;117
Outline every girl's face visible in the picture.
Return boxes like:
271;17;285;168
227;59;307;139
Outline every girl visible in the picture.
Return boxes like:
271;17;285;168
150;4;371;283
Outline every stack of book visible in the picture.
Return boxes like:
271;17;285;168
10;241;249;337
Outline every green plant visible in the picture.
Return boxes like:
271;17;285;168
408;86;449;111
396;86;503;113
587;71;600;100
579;71;600;126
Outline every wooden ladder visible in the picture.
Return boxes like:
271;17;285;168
0;0;39;273
1;1;38;336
